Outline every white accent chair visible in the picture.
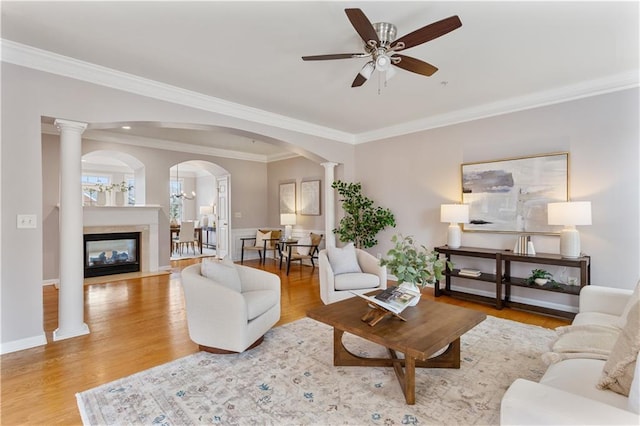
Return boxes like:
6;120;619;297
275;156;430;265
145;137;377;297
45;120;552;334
319;247;387;304
181;262;281;353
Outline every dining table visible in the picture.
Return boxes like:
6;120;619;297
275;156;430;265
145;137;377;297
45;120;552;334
170;225;203;254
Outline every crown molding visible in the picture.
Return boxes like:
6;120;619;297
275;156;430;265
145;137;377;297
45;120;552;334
2;39;355;144
355;70;639;143
5;39;638;147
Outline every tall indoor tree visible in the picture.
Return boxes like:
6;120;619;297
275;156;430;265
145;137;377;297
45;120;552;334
332;180;396;249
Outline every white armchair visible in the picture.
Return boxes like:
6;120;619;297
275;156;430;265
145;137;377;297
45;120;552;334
181;261;281;353
319;247;387;304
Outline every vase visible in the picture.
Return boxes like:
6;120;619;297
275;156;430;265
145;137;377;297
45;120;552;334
97;192;106;206
534;278;548;286
115;191;125;206
399;282;421;306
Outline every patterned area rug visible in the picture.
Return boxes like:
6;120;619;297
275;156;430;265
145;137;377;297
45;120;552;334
77;316;555;425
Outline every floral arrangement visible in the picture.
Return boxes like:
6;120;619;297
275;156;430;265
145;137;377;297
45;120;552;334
380;234;452;288
115;181;134;192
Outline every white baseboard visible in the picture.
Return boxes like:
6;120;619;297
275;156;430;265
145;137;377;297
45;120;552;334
43;279;59;287
1;333;48;355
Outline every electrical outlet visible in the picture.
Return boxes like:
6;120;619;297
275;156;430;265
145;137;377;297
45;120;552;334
17;214;37;229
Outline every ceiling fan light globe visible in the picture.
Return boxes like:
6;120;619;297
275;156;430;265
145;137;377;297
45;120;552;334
376;54;391;72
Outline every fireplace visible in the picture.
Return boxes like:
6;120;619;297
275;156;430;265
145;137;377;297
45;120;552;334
84;232;141;278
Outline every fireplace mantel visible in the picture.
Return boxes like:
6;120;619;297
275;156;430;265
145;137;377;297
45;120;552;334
83;206;162;273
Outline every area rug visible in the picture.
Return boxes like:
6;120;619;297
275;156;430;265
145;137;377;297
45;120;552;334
77;315;555;425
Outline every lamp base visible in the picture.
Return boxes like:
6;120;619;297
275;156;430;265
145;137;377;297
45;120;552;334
559;227;581;258
284;225;293;241
447;224;462;249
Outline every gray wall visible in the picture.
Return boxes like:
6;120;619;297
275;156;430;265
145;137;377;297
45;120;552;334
355;89;640;291
1;61;638;353
267;157;325;232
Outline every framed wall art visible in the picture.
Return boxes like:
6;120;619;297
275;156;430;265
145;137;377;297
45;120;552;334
461;152;568;234
279;182;296;214
300;180;321;215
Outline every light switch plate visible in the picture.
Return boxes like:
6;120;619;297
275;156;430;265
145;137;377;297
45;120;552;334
17;214;37;229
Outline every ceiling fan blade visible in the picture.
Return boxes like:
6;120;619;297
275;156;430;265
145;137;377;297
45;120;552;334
302;53;363;61
345;8;379;46
351;73;368;87
391;15;462;51
392;54;438;76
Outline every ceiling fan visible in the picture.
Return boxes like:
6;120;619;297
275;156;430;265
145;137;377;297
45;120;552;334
302;8;462;87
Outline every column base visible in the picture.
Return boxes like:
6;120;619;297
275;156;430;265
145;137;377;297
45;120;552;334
53;323;90;341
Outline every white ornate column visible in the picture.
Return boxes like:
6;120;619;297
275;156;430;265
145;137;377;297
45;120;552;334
54;119;90;341
321;162;338;248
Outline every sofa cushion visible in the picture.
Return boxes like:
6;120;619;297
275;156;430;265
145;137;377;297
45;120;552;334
573;311;622;328
200;257;241;292
540;358;629;410
255;230;271;248
334;272;379;290
542;324;620;364
243;290;278;321
327;242;362;275
598;302;640;396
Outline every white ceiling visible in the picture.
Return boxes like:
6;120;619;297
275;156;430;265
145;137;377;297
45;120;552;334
2;1;638;158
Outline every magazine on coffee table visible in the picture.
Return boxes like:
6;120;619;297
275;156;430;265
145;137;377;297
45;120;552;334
351;286;420;315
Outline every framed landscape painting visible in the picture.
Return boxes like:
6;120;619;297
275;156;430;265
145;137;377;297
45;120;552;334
461;153;568;234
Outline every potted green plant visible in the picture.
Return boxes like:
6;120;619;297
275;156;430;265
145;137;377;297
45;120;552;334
527;269;553;286
380;234;453;305
332;180;396;249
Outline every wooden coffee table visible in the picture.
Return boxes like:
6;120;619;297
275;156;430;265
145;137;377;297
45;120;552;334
307;293;486;404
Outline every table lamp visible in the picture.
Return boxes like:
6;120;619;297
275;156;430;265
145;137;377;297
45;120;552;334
199;206;213;228
280;213;296;240
440;204;469;248
547;201;592;258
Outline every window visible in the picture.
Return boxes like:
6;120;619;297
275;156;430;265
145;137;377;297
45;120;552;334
170;178;183;221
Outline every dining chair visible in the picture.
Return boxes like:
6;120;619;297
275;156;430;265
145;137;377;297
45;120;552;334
176;220;198;255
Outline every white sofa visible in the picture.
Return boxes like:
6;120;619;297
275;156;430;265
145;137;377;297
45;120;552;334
181;261;280;353
501;285;640;425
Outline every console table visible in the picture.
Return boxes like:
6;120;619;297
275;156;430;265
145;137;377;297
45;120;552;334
434;246;591;319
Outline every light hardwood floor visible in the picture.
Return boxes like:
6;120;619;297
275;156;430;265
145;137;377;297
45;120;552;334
1;257;570;424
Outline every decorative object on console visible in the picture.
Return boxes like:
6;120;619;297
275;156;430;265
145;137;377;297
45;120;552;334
462;153;568;233
440;204;469;248
280;213;296;241
513;235;536;255
199;206;213;228
380;234;452;297
526;269;554;286
331;180;395;248
547;201;592;258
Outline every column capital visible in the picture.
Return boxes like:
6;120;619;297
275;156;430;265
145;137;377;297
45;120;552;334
321;162;339;169
54;119;88;134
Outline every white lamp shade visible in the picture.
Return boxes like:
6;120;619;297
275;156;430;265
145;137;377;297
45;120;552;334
440;204;469;224
359;61;375;80
547;202;592;226
280;213;297;226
